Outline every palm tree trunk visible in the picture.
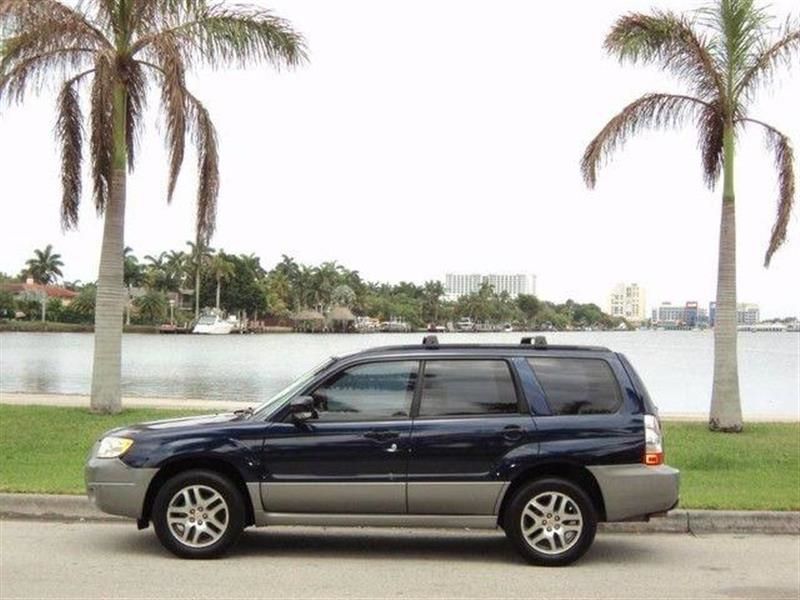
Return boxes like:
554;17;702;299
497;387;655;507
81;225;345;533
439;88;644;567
90;83;127;414
709;124;743;432
216;278;221;309
195;262;201;318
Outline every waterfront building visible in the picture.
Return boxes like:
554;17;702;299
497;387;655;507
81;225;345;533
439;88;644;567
444;273;536;300
652;301;701;327
708;302;760;326
607;283;647;322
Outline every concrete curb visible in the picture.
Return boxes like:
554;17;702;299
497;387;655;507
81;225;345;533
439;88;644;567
2;493;798;534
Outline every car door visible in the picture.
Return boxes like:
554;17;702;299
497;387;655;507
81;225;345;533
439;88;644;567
407;358;536;515
260;359;418;514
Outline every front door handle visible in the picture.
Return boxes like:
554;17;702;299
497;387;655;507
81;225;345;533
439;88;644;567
364;430;399;442
503;425;524;441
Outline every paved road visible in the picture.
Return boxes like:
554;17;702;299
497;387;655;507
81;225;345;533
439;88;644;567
1;520;798;599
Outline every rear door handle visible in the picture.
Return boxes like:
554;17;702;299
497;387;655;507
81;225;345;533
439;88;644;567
503;425;524;441
364;430;399;442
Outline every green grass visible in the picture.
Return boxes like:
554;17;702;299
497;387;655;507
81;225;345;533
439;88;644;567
0;406;798;510
0;405;203;494
664;421;800;511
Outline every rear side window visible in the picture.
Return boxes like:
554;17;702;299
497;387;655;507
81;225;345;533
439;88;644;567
527;358;622;415
419;360;519;417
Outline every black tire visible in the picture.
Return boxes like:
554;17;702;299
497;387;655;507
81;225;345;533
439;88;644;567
152;469;245;559
503;478;597;566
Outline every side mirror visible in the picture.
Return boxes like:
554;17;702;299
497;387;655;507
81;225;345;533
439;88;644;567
289;396;316;422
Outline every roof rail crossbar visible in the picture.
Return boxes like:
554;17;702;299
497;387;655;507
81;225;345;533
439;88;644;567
522;336;548;348
422;335;439;349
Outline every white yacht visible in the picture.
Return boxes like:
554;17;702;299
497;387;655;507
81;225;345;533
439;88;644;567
192;311;239;335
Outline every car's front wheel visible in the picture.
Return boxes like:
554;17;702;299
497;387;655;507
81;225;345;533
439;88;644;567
152;469;245;559
504;478;597;566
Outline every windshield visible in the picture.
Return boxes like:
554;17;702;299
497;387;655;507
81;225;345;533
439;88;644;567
251;357;337;418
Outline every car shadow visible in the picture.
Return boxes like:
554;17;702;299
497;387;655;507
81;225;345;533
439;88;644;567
109;526;653;566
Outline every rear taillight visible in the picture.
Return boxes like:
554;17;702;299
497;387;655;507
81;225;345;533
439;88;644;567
644;414;664;466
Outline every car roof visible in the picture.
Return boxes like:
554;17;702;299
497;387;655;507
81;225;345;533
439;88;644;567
338;336;612;360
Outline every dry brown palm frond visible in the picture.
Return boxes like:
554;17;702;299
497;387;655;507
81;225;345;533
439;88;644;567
149;35;188;201
187;92;218;245
0;0;111;51
0;48;92;104
739;118;796;266
605;10;724;100
124;59;147;171
581;93;711;188
90;53;114;213
56;76;84;230
699;100;725;188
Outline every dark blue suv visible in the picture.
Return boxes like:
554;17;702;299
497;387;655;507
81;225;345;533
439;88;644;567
85;336;679;566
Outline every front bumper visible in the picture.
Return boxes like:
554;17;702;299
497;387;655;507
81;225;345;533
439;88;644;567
84;444;158;519
587;464;680;522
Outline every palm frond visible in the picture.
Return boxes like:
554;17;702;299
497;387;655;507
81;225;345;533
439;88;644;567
739;118;796;266
736;19;800;100
132;3;307;70
90;53;114;213
56;76;84;230
0;47;93;105
582;93;711;188
699;100;725;188
124;59;147;171
0;0;111;53
148;35;188;201
605;10;724;99
699;0;771;86
187;92;219;245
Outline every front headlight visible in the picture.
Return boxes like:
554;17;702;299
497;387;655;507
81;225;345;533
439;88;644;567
96;436;134;459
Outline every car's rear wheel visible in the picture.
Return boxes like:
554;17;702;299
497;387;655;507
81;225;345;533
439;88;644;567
152;469;245;559
504;478;597;566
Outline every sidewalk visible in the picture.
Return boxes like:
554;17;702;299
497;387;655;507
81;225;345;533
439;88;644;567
1;493;798;534
0;391;252;411
2;391;798;421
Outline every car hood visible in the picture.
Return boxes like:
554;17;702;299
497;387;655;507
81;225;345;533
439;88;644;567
108;412;247;437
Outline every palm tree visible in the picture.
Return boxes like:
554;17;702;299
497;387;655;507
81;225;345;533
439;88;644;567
24;244;64;284
186;239;213;317
122;246;143;325
209;252;234;310
581;0;797;432
0;1;306;413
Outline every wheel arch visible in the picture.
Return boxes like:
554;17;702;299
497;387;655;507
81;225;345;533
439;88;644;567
497;462;607;526
141;456;255;527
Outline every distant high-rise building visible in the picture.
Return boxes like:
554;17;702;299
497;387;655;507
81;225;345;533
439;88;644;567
607;283;647;322
444;273;536;300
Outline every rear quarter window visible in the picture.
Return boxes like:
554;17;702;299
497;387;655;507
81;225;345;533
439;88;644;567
527;357;622;415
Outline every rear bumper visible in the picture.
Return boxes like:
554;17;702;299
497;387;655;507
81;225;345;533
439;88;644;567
84;447;158;520
587;464;680;522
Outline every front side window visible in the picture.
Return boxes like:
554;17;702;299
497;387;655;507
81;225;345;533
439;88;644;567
527;357;622;415
419;360;519;417
308;361;418;420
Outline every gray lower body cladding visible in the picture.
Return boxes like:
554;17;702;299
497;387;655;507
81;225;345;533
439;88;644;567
587;464;680;521
85;455;158;520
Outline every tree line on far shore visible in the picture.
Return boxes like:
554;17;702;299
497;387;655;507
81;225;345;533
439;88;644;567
0;245;626;332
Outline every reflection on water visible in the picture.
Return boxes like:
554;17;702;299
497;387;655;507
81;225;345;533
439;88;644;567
1;331;798;416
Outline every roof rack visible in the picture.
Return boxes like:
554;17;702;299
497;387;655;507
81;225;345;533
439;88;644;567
520;335;548;349
422;335;439;349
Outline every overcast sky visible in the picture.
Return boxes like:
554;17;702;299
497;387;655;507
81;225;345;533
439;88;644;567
0;0;798;317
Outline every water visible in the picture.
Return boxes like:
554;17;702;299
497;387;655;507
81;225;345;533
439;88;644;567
1;331;798;417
